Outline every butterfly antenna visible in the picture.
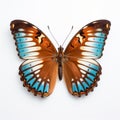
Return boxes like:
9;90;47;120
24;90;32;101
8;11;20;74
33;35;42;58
62;26;73;46
47;26;59;46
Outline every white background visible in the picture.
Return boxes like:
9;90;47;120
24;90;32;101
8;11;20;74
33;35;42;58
0;0;120;120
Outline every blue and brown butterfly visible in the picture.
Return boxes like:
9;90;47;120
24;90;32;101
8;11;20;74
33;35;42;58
10;19;111;97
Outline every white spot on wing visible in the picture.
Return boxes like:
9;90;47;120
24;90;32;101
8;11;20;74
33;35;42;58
18;28;24;31
76;34;83;43
82;74;85;78
38;78;41;82
80;78;83;82
38;34;45;44
71;78;74;82
96;28;102;31
25;46;41;52
23;21;28;24
83;26;88;29
93;21;97;24
32;64;43;71
87;33;94;36
23;59;43;65
42;81;45;86
34;70;40;74
37;74;39;78
32;26;37;29
80;70;86;74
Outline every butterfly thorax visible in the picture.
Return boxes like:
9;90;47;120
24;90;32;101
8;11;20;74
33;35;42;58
57;46;64;80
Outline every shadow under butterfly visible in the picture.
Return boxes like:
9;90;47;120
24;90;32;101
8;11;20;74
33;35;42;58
10;19;111;97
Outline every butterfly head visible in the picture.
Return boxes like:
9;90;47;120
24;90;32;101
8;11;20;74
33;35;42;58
58;45;64;52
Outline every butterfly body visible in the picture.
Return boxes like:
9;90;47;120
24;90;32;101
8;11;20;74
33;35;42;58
56;46;64;80
10;19;111;97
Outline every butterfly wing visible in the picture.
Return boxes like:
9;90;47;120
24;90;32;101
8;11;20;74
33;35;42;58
10;20;57;59
64;20;111;59
19;58;58;97
63;58;101;96
10;20;58;97
64;20;111;96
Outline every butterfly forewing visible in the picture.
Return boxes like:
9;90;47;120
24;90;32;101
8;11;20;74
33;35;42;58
10;20;58;97
10;20;57;59
64;20;111;59
64;20;110;96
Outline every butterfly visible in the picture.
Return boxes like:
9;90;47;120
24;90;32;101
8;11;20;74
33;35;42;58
10;19;111;97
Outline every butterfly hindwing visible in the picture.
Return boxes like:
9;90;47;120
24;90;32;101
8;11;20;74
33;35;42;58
64;20;110;96
19;58;58;97
63;58;101;96
10;20;58;97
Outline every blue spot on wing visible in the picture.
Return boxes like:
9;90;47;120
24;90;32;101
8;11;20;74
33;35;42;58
28;78;36;86
87;74;95;81
32;81;40;90
38;83;44;92
18;48;29;53
77;82;84;92
25;74;33;81
23;69;32;76
94;37;105;43
17;42;34;49
94;48;102;53
89;64;99;71
82;82;89;89
16;38;26;43
44;83;49;93
95;33;105;37
72;83;78;92
85;78;93;86
92;42;104;49
15;33;26;37
16;37;32;43
88;68;97;76
19;52;26;58
17;43;28;49
22;64;31;71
